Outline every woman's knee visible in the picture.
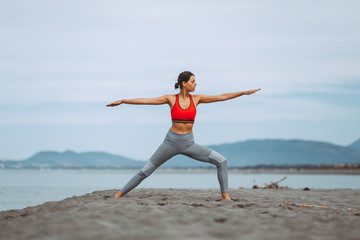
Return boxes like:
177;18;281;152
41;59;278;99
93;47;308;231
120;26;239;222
137;171;148;179
141;160;156;176
208;151;227;166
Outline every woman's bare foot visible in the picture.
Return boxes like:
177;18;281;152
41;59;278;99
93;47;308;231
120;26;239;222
115;191;123;198
221;193;233;201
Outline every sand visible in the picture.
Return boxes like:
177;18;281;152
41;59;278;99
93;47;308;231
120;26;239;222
1;188;359;240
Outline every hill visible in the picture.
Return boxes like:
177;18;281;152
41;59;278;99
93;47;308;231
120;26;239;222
349;138;360;151
1;150;144;169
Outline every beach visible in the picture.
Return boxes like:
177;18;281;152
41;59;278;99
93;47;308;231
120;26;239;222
1;188;359;240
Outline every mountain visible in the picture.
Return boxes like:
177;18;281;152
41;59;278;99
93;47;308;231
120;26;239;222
349;138;360;151
213;139;360;166
1;138;360;169
1;150;144;169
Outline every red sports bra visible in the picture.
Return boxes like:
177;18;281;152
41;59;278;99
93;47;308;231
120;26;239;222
171;94;197;123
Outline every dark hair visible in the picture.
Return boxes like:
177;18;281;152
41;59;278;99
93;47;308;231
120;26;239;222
174;71;194;90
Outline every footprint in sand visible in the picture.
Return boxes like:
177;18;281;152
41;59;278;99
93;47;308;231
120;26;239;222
232;203;255;208
191;203;204;207
102;195;112;200
214;218;227;223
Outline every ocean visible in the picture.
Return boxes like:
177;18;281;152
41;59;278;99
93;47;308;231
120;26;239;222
1;169;359;211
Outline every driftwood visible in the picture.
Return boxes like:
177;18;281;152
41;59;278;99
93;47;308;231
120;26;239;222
264;176;287;189
282;201;360;214
253;176;288;189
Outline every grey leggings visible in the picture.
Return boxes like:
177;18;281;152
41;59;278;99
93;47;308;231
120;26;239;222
121;130;228;195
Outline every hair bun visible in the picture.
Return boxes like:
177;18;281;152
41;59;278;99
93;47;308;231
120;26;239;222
174;71;194;90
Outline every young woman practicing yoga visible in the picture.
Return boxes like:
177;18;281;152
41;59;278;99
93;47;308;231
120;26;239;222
106;71;261;200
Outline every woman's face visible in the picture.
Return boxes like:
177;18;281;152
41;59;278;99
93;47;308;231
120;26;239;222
182;75;197;92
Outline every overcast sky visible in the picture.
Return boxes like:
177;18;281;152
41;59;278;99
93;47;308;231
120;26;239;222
1;0;359;160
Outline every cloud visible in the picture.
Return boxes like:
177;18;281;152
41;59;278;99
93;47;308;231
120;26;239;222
1;0;360;159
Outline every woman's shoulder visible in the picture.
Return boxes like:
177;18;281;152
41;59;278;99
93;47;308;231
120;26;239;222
162;94;177;99
162;94;177;107
190;94;203;100
190;94;202;106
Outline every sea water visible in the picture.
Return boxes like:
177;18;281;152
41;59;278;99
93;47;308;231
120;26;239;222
1;169;359;211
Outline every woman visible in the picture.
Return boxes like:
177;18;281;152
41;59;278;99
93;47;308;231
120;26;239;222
106;71;260;200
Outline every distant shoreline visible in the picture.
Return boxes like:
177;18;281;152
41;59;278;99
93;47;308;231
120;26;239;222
1;166;359;174
228;168;360;175
145;167;360;175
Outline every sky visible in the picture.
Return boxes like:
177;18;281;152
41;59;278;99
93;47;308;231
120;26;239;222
1;0;359;161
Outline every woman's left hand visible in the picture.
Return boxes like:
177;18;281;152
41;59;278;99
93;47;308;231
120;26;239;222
244;88;261;95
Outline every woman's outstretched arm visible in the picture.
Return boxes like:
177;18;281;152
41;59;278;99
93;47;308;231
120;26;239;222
106;95;172;107
197;88;261;104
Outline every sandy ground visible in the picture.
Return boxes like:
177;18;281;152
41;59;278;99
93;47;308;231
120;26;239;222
1;188;359;240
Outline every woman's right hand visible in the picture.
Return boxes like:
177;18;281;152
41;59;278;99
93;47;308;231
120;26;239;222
106;100;122;107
